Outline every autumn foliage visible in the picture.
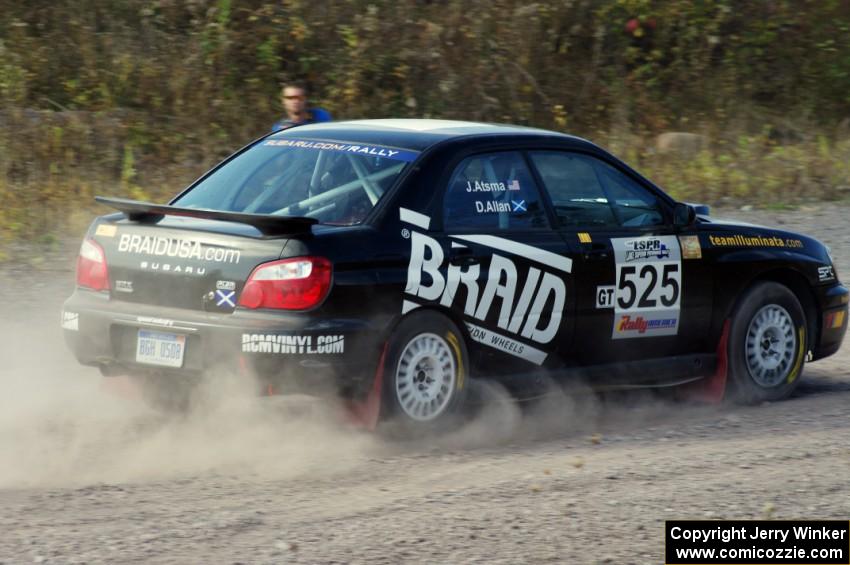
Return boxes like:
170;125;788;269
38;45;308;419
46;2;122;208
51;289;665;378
1;0;849;249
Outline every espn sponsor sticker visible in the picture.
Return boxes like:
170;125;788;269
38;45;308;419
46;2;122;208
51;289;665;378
665;520;849;564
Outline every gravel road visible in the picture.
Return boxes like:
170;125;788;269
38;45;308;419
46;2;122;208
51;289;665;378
1;203;850;564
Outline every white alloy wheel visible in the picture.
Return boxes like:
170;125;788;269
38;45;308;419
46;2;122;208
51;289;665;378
745;304;797;387
394;332;457;421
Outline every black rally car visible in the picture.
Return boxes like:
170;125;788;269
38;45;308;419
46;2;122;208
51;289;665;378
63;119;848;426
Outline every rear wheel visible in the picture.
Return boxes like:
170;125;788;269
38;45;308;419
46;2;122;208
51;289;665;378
381;311;469;432
727;282;807;404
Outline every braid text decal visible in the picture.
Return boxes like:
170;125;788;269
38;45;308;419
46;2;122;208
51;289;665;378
400;208;571;365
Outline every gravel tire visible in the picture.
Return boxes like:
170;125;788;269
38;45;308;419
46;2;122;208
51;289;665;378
727;281;807;404
380;310;469;435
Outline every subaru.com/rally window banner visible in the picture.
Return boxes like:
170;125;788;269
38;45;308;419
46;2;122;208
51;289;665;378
264;139;419;162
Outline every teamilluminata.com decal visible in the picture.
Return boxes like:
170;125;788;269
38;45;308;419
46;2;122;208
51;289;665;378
708;234;804;249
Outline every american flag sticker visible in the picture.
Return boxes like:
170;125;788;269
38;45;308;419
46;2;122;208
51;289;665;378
508;179;521;191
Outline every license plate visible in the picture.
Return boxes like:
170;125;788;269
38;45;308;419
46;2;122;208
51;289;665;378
136;330;186;368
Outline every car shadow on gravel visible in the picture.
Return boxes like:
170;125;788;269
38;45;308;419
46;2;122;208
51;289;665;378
793;370;850;395
385;367;850;454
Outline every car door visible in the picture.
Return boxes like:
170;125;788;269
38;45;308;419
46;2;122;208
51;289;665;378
527;150;713;366
403;150;578;371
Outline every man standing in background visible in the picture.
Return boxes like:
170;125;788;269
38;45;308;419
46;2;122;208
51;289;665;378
271;82;332;131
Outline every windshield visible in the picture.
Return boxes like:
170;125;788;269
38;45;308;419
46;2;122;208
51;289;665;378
173;138;419;225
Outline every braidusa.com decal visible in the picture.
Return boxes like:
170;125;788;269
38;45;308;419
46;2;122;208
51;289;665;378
118;234;241;264
399;208;571;365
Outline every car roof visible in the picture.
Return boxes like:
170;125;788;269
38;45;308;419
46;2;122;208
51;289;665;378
273;119;589;152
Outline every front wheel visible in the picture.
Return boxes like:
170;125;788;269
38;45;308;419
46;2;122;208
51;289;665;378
727;281;807;404
381;311;469;432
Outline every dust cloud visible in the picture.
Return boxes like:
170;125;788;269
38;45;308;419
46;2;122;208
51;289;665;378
0;293;707;490
0;304;380;489
392;372;704;453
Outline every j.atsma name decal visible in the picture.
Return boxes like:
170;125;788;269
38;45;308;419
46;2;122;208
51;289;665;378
465;179;521;192
399;208;572;365
241;334;345;354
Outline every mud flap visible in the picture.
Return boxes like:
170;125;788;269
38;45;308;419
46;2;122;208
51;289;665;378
680;319;729;403
344;343;388;431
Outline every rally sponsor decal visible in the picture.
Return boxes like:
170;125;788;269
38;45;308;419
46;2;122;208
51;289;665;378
596;285;615;309
400;208;571;363
578;232;592;244
216;280;236;291
466;322;547;366
611;235;682;339
95;224;117;237
624;238;671;262
399;207;430;230
140;261;206;275
118;233;241;264
818;265;835;282
115;280;134;293
615;314;677;335
241;334;345;354
678;235;702;259
264;138;418;162
708;233;803;249
61;311;79;331
136;316;175;327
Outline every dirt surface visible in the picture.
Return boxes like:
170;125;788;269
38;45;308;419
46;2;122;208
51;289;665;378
2;204;850;564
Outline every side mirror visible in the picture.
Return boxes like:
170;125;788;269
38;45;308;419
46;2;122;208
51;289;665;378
673;203;696;227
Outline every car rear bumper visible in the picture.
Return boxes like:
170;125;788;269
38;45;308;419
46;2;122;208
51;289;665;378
62;289;387;398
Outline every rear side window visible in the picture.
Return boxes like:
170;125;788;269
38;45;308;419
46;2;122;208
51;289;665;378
443;151;547;231
530;151;664;228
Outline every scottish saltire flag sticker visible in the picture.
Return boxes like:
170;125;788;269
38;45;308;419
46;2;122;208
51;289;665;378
215;289;236;308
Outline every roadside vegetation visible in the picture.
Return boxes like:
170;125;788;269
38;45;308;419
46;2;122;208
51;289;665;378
1;0;849;255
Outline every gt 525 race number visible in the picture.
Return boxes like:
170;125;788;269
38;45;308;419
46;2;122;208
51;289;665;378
616;263;680;309
610;236;682;339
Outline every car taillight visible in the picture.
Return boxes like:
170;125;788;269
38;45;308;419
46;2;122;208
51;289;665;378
76;238;110;291
238;257;332;310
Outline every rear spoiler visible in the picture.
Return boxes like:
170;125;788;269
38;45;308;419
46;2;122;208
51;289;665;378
95;196;318;237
